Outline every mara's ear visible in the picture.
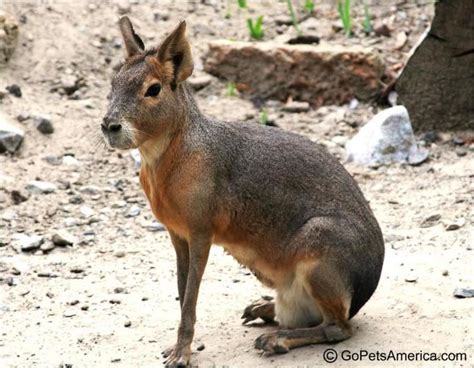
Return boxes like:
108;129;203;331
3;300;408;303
158;21;194;84
119;16;145;58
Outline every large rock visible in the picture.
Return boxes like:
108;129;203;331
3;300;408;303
0;113;24;153
396;0;474;131
345;106;428;166
203;40;384;106
0;11;19;66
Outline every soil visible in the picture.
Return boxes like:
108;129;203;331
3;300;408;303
0;1;472;367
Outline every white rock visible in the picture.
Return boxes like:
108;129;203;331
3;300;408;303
12;233;44;252
80;206;95;219
26;180;57;194
345;106;428;166
52;229;76;246
62;155;80;166
130;149;141;169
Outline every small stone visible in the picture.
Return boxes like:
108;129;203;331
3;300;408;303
40;242;55;252
130;149;141;169
69;194;83;204
115;251;126;258
70;267;84;274
146;221;166;232
124;320;132;327
34;115;54;134
26;180;57;194
109;299;121;304
69;300;80;306
0;113;24;153
81;305;89;311
282;101;310;113
114;286;125;294
43;155;62;166
52;230;76;246
63;311;76;318
453;288;474;298
442;270;449;276
126;205;140;217
394;31;408;50
80;206;95;219
420;214;441;228
404;273;418;283
11;189;28;204
6;276;16;286
188;75;212;91
62;155;80;166
6;84;21;97
374;21;391;37
13;233;44;252
60;75;79;95
79;185;101;195
197;343;205;351
445;218;466;231
153;11;170;21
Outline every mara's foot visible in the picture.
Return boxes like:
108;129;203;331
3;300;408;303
162;344;191;368
241;295;276;325
255;331;290;354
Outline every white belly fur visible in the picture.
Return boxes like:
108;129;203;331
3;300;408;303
275;261;322;328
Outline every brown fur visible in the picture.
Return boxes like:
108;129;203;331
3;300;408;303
103;17;385;367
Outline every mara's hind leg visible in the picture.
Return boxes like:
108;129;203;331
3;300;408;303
242;296;276;325
255;261;352;354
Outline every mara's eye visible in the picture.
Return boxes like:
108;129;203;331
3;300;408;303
145;83;161;97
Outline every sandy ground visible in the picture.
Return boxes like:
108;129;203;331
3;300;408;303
0;1;473;367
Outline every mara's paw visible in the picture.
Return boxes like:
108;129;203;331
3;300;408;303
241;296;275;325
162;344;191;368
255;332;290;354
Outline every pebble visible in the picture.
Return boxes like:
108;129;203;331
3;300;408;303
6;84;22;97
60;75;79;95
52;230;76;246
13;233;44;252
188;75;212;91
146;221;166;232
70;267;84;274
0;113;24;153
33;115;54;134
63;311;76;318
26;180;57;194
40;242;55;252
197;343;205;351
404;272;418;283
43;155;62;166
114;286;125;294
109;299;121;304
62;155;80;166
453;288;474;298
124;320;132;327
11;189;28;204
79;185;101;195
374;21;391;37
445;218;465;231
81;305;89;311
420;214;441;228
281;101;310;113
80;206;95;219
126;205;141;217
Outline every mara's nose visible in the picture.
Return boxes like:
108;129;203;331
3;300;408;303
102;116;122;133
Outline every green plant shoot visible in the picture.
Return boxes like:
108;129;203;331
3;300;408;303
337;0;352;37
247;15;264;40
304;0;315;13
286;0;301;35
237;0;247;9
260;110;269;126
227;81;237;97
362;0;372;34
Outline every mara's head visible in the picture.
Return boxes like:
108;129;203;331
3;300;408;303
102;17;194;149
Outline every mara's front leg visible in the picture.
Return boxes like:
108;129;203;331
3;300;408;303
163;233;211;368
162;231;189;360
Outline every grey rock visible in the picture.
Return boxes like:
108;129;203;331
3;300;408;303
60;75;79;95
33;115;54;134
52;230;76;246
453;288;474;298
126;205;140;218
445;218;466;231
13;233;44;252
6;84;21;97
26;180;57;194
79;185;101;195
345;106;429;166
146;221;166;232
43;155;62;166
0;113;24;153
